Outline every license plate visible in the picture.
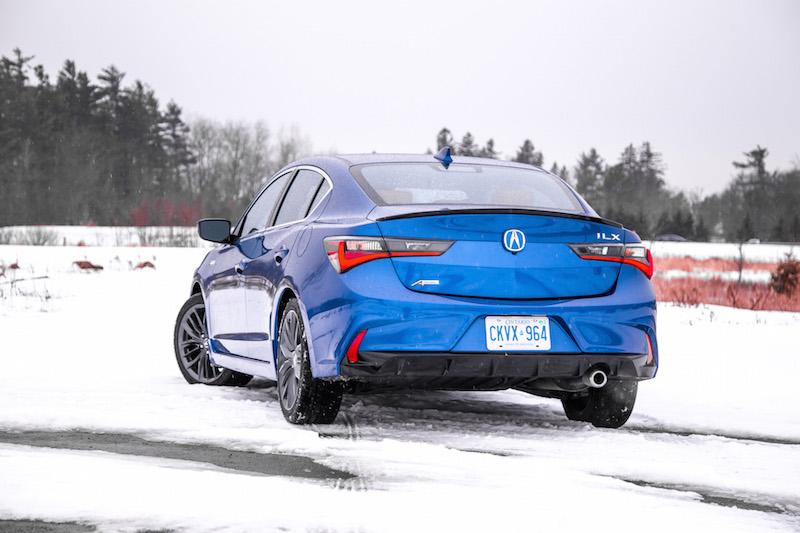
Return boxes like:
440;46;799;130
485;316;551;351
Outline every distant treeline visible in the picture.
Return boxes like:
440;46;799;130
2;49;798;242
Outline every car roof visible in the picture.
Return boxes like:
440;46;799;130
286;153;546;172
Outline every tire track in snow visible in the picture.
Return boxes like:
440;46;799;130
607;476;800;519
0;430;354;481
0;519;98;533
624;425;800;447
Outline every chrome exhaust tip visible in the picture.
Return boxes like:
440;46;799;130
583;369;608;389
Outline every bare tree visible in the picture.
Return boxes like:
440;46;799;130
187;119;311;220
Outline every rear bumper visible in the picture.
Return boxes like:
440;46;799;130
340;351;656;392
305;258;658;378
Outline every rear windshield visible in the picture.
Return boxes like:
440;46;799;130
351;163;586;213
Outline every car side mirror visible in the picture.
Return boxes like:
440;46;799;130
198;219;233;243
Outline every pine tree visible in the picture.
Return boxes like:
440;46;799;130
0;49;36;224
734;146;770;183
459;132;478;157
737;211;755;242
549;162;570;184
479;139;498;159
573;148;605;205
693;215;710;241
436;128;454;152
655;211;671;236
162;102;196;197
513;140;543;166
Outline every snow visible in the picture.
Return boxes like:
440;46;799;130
1;225;210;247
645;240;799;262
1;240;800;532
656;268;774;283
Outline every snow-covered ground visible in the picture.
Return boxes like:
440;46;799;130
0;225;208;248
1;244;799;532
645;240;798;262
656;268;775;284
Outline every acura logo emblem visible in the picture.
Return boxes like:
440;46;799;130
502;229;526;253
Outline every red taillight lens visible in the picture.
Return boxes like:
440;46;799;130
568;243;653;279
645;333;655;365
324;236;453;273
324;238;389;273
622;246;654;279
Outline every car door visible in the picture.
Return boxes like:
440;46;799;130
242;169;330;362
205;171;292;359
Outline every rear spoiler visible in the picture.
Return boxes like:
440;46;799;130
368;205;623;228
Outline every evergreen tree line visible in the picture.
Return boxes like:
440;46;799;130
697;147;800;242
0;50;307;226
435;128;798;242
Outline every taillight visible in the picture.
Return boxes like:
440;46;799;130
645;333;655;365
622;245;654;279
568;243;653;279
324;238;389;273
324;236;453;273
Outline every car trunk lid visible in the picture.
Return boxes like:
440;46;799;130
372;208;624;300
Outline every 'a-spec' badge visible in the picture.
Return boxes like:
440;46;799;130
502;229;526;253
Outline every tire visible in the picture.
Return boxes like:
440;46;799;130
276;298;343;424
173;294;252;386
561;379;638;429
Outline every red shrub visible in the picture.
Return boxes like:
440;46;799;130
129;198;201;227
770;254;800;295
652;277;800;312
655;255;776;274
73;261;103;271
129;201;151;227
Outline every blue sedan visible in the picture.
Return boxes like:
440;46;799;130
173;148;658;428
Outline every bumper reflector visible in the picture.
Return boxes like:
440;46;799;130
646;333;655;365
346;330;368;363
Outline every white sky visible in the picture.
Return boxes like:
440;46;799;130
2;0;799;195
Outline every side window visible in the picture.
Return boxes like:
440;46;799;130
273;170;325;226
307;179;331;216
239;172;291;236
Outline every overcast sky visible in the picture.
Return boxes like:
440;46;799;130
2;0;799;195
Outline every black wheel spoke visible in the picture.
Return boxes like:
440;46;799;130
186;310;204;338
198;355;206;380
185;351;202;367
278;358;293;376
180;338;202;350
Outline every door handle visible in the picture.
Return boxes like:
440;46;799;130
274;246;289;264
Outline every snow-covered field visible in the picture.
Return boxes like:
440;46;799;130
0;225;208;248
1;243;799;532
645;240;797;263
